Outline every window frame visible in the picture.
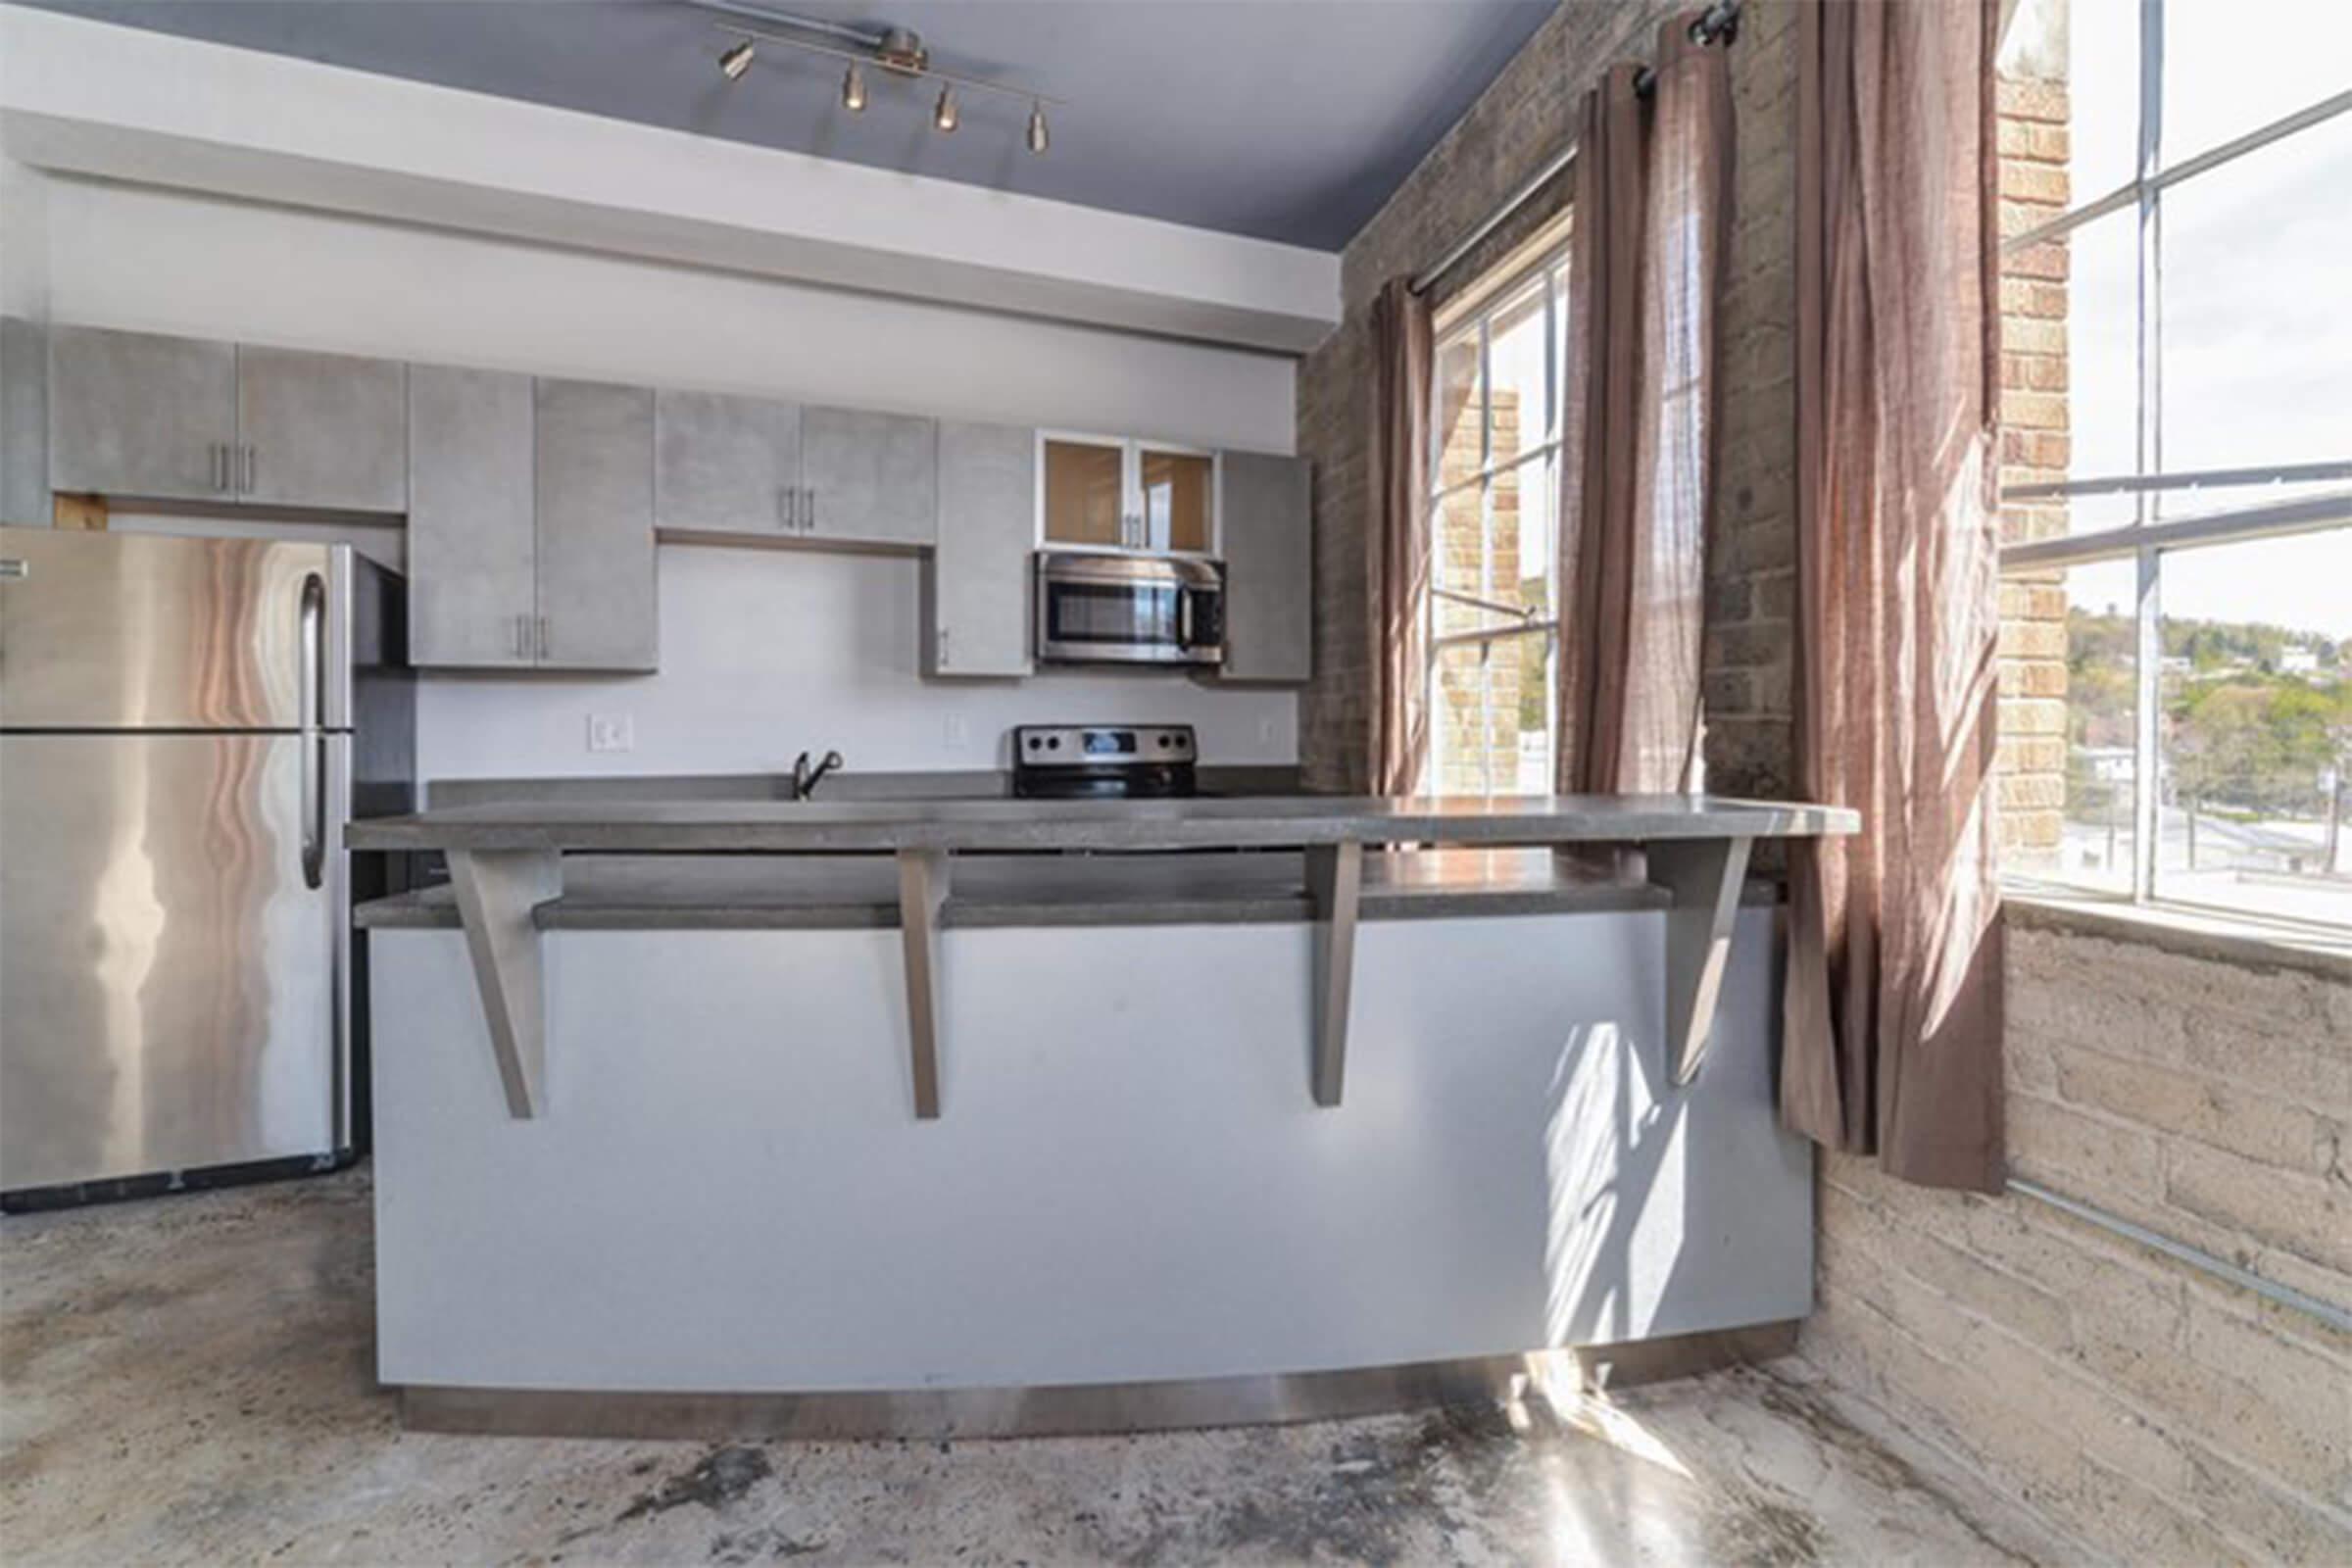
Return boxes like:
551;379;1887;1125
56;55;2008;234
1424;246;1571;797
1996;0;2352;920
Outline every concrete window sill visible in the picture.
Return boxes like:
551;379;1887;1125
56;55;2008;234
2003;888;2352;983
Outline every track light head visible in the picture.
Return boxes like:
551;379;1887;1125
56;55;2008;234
1026;100;1049;155
843;60;867;111
718;37;756;80
933;84;957;132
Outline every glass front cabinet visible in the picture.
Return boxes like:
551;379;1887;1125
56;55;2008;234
1040;433;1215;556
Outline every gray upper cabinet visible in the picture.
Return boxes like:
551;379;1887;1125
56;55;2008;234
801;406;936;548
49;324;237;503
926;421;1036;679
534;378;657;673
1216;451;1312;684
235;345;407;513
655;388;800;539
408;366;536;669
50;325;406;513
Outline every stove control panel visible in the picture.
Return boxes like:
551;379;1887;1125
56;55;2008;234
1012;724;1198;768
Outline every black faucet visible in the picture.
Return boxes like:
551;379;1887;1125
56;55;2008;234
793;749;844;799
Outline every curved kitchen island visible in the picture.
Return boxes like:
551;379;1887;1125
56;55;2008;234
350;795;1856;1437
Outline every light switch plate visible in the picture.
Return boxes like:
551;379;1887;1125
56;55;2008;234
587;713;634;754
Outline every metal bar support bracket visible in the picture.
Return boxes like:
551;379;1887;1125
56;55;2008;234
1649;836;1753;1088
446;848;564;1118
1304;840;1364;1107
896;848;951;1120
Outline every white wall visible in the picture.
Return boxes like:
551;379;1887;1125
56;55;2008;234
31;173;1302;780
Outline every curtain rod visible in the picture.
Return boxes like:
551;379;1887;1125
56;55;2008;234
1406;0;1742;296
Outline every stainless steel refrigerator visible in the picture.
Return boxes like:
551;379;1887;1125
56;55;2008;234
0;525;414;1202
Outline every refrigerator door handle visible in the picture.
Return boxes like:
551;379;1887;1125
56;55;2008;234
299;573;327;891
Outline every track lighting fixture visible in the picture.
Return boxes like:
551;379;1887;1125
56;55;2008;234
702;9;1061;154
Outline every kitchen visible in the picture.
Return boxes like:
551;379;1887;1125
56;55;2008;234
6;3;2343;1565
6;268;1839;1406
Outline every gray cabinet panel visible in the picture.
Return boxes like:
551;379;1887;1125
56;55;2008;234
1;317;46;523
408;366;536;669
926;421;1035;678
655;388;800;538
801;406;936;547
535;378;657;673
49;325;236;503
236;345;408;512
1216;452;1312;684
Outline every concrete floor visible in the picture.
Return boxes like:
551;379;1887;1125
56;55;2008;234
1;1169;2069;1567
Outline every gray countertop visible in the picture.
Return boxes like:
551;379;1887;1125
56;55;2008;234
421;764;1305;808
348;793;1859;855
353;848;1786;932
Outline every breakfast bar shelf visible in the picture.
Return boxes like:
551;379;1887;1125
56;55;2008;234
350;794;1857;1121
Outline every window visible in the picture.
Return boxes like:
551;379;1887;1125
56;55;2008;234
1995;0;2352;929
1426;250;1568;795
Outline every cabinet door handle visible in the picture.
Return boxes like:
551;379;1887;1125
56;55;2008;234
243;444;258;496
209;443;225;493
536;615;550;661
777;485;791;530
802;486;816;532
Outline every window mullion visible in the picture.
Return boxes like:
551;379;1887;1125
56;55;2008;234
2132;545;2161;903
2127;0;2165;904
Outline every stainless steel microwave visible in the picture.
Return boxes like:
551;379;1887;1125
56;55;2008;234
1034;552;1225;667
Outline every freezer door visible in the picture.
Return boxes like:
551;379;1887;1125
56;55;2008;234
0;526;339;730
0;731;348;1192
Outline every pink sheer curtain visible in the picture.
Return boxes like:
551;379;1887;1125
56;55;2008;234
1782;0;2007;1192
1556;17;1733;795
1368;278;1434;796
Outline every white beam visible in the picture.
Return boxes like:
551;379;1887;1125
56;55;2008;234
0;8;1340;353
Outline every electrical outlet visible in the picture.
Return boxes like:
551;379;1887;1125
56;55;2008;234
1259;716;1280;746
943;714;969;749
587;713;634;754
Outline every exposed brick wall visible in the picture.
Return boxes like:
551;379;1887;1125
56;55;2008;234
1296;0;1690;792
1297;6;2349;1560
1804;921;2352;1560
1794;35;2352;1561
1804;44;2352;1560
1995;74;2075;861
1698;0;1800;798
1297;0;1800;795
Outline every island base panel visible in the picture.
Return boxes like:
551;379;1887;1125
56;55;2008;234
369;909;1810;1405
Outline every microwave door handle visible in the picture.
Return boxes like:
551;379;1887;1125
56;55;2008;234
1178;586;1193;648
